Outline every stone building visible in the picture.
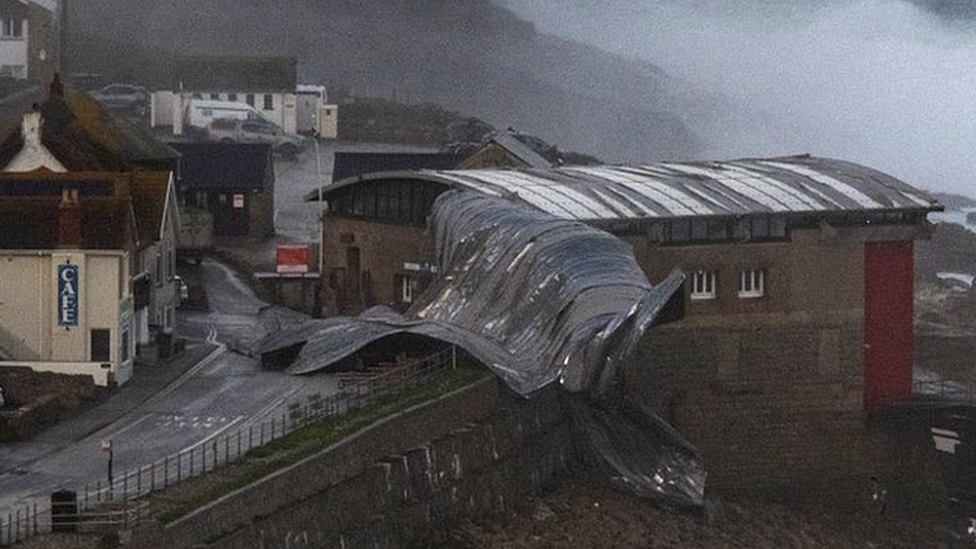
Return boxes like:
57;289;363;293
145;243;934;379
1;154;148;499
305;156;942;498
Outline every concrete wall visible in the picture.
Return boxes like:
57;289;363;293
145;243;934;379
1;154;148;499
142;376;572;549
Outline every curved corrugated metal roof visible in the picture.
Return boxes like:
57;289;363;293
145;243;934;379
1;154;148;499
310;155;941;221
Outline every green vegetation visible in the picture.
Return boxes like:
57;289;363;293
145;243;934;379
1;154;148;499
151;367;489;524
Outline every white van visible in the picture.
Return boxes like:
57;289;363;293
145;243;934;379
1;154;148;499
185;99;271;129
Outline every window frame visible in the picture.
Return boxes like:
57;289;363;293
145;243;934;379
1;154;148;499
738;268;765;299
690;270;717;300
263;94;273;111
2;18;23;39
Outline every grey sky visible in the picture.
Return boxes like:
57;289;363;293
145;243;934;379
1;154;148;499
505;0;976;195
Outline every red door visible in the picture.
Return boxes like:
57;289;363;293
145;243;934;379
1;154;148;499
864;240;913;412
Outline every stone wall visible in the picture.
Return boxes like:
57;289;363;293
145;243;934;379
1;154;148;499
140;375;572;549
627;319;943;508
0;366;96;440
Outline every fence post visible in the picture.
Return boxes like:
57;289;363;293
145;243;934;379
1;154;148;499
177;452;182;483
32;501;37;535
452;345;457;370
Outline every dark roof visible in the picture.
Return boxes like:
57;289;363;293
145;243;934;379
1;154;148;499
128;172;171;247
0;88;180;171
332;152;462;184
490;132;554;168
171;142;273;191
167;56;297;92
0;197;130;249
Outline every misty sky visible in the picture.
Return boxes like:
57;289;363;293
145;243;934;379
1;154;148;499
504;0;976;195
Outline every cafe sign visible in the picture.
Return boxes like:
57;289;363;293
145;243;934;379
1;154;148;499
58;264;79;326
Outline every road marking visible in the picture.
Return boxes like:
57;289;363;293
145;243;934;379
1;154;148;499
182;415;246;453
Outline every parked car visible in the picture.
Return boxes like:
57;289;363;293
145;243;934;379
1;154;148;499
90;84;150;116
205;118;309;159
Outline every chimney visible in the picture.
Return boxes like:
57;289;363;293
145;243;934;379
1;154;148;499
21;110;42;152
57;188;82;249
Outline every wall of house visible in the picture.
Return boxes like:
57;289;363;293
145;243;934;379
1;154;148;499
622;227;932;503
0;0;27;78
247;189;274;239
0;250;132;386
321;217;433;315
26;3;54;83
456;144;523;170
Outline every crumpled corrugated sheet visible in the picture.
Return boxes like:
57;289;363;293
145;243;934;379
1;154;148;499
259;190;706;506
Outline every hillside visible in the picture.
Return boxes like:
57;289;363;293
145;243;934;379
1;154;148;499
65;0;700;162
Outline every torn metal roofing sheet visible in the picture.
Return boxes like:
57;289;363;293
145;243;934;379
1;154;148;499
311;155;940;220
271;191;684;396
260;190;703;504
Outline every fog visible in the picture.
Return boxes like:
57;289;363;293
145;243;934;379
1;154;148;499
505;0;976;196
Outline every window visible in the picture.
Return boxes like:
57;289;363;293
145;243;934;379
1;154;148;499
192;93;203;99
167;249;174;280
690;270;717;300
90;329;111;362
245;94;255;107
228;93;238;102
397;275;418;304
0;65;24;78
210;93;220;100
263;94;273;110
2;18;23;38
739;269;765;298
154;252;162;285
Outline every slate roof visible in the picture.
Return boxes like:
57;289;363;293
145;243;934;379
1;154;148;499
490;132;554;169
171;142;273;192
0;88;180;171
312;155;941;220
128;171;171;247
332;152;462;184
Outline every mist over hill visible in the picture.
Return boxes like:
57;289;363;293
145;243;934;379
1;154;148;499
64;0;701;163
505;0;976;196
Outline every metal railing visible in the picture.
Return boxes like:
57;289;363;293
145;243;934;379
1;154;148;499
0;346;458;545
913;378;976;402
0;500;151;545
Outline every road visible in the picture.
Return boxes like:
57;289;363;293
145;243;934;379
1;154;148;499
0;258;333;511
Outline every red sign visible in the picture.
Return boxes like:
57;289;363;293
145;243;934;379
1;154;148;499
276;244;310;275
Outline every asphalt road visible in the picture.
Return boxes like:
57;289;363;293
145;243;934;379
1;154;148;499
0;258;333;511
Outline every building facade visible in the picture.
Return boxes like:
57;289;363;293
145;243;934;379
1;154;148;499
0;0;55;81
150;56;299;135
171;142;275;238
0;82;182;367
307;157;941;499
0;248;133;386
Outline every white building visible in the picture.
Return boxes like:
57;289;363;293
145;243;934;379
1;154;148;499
150;56;299;135
0;0;55;81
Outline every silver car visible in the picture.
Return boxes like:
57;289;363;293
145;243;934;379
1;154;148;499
205;118;308;159
90;84;150;116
